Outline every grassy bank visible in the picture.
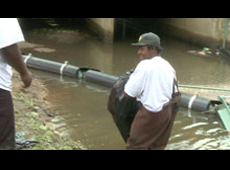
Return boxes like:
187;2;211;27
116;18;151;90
12;72;86;150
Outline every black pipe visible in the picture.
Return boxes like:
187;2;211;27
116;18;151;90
22;54;221;112
178;93;220;112
85;70;119;88
22;55;80;78
179;93;210;112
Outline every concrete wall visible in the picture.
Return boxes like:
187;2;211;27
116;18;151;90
158;18;229;48
88;18;229;48
19;18;229;48
88;18;115;43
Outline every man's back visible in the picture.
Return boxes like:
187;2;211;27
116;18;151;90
125;56;177;112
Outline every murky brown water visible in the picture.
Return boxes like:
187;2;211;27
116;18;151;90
19;19;230;150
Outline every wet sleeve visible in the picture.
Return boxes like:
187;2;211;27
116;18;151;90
0;18;24;49
124;62;147;98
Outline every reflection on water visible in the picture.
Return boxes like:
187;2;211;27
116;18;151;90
167;108;230;150
20;19;230;150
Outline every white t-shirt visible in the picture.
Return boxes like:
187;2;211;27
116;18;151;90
0;18;24;91
125;56;177;113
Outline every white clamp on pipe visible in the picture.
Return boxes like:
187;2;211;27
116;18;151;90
188;93;198;110
24;53;32;64
60;61;69;76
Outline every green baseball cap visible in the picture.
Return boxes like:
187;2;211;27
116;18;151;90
132;32;161;48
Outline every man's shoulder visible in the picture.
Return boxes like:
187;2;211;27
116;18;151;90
0;18;18;28
137;59;149;67
0;18;24;49
135;57;170;72
137;58;157;68
134;60;152;73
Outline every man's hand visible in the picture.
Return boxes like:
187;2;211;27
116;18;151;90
20;71;32;88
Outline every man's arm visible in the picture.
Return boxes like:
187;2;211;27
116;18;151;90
0;44;32;88
124;62;147;99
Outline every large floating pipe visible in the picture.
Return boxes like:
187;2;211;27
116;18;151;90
22;54;221;112
179;93;221;112
85;70;119;88
22;54;80;78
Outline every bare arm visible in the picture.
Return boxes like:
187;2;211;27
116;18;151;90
1;44;32;88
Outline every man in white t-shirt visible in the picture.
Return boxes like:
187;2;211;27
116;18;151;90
124;33;180;150
0;18;32;150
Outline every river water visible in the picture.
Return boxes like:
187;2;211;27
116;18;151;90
19;19;230;150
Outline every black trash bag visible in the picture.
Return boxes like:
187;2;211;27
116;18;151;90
108;73;141;142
